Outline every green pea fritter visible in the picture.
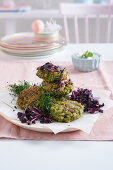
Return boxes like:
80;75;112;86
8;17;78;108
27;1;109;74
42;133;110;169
36;62;68;82
42;79;73;97
50;100;84;123
16;86;45;110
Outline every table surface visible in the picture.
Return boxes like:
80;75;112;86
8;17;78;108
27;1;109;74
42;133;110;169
0;43;113;62
0;43;113;170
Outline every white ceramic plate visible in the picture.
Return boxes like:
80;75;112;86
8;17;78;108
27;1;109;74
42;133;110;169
0;32;65;57
0;44;62;53
0;88;78;133
0;32;65;48
0;87;111;134
1;46;64;57
0;43;61;51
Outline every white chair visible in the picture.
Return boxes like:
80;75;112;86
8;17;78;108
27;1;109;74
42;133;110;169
60;3;113;43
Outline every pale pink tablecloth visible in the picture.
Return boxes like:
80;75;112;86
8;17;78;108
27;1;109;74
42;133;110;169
0;61;113;140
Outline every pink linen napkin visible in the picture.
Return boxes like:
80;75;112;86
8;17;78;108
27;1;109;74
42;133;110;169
0;60;113;140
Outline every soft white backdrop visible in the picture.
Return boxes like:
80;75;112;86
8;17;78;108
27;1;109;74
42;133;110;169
0;0;113;43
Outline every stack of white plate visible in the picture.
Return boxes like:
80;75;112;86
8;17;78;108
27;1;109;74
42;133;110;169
0;32;65;58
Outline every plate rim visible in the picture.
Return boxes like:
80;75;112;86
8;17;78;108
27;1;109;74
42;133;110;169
0;32;64;48
1;46;64;57
0;111;78;133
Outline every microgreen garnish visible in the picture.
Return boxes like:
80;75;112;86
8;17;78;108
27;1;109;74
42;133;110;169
70;88;104;113
9;80;31;96
38;92;54;114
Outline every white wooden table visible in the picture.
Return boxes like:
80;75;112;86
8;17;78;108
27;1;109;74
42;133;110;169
0;43;113;170
0;43;113;61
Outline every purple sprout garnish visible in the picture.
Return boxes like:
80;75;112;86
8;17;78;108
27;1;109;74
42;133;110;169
55;79;72;92
40;62;63;73
70;88;104;114
17;106;52;125
55;80;68;91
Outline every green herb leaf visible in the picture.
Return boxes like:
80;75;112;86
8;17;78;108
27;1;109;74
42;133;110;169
87;52;93;57
81;51;93;58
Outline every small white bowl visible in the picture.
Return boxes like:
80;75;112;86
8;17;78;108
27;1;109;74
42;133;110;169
34;31;59;41
72;52;101;72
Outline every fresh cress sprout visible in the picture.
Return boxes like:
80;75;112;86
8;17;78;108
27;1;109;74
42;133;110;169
9;80;31;96
38;92;54;114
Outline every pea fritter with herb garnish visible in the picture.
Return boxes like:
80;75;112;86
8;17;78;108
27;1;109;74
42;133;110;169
14;62;85;124
42;79;73;97
16;86;45;110
50;99;84;123
36;62;68;82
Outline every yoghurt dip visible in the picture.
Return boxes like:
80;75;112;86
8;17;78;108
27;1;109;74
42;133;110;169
72;51;101;72
74;51;98;60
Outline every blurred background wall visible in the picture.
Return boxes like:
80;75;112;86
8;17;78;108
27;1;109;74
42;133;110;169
0;0;112;43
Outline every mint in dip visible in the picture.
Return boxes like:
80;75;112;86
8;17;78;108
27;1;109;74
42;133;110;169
81;51;93;59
